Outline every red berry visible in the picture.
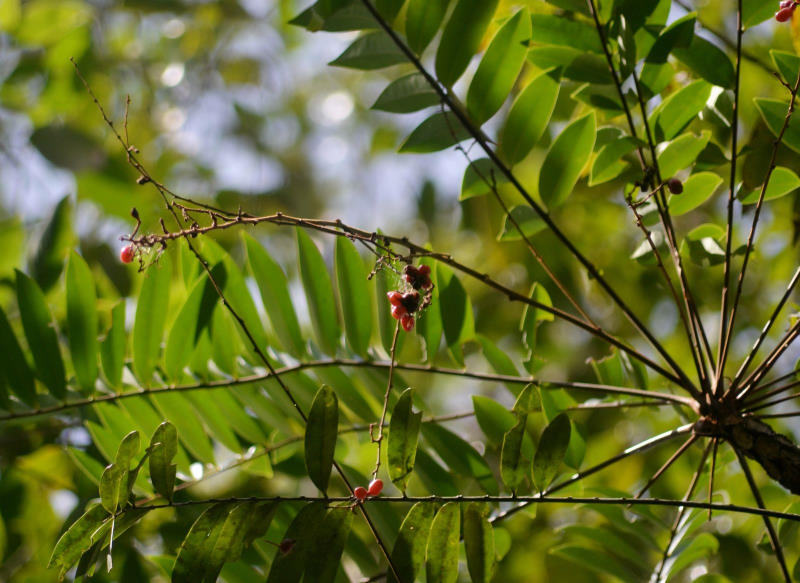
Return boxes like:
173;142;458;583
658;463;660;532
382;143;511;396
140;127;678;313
391;305;407;320
418;265;431;276
401;313;414;332
387;291;403;307
403;264;432;290
781;0;794;8
354;486;368;501
367;479;383;496
120;245;135;264
667;178;683;195
776;6;795;21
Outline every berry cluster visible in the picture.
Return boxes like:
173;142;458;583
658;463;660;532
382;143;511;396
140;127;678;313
776;0;798;21
387;290;420;332
353;479;383;501
386;263;434;332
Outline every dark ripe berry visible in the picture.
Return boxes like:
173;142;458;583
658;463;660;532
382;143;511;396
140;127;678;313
777;5;795;20
367;478;383;496
387;291;403;307
667;178;683;195
403;264;432;290
401;313;415;332
400;291;420;313
391;305;407;320
120;245;135;264
278;539;296;555
354;486;368;501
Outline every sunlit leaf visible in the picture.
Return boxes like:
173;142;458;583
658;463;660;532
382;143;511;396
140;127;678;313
329;31;406;69
335;237;372;356
539;112;596;208
435;0;499;88
132;255;172;385
297;228;340;354
406;0;450;55
373;73;440;113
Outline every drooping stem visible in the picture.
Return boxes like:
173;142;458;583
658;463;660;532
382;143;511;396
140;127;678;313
371;323;400;479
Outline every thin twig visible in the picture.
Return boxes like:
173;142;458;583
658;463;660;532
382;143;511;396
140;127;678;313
635;435;698;499
372;323;400;479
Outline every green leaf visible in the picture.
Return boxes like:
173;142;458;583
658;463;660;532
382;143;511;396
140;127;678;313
666;532;719;581
304;508;354;583
100;430;140;513
501;418;529;493
406;0;450;55
218;256;268;364
476;334;521;394
533;412;571;492
498;68;561;165
372;73;440;113
667;172;723;216
513;383;542;415
16;269;66;399
754;97;800;154
498;206;546;242
297;228;340;354
539;112;596;208
674;36;734;88
521;282;554;354
463;504;496;583
305;385;339;493
460;158;508;201
740;166;800;204
472;395;516;446
47;503;110;579
651;80;712;141
399;112;472;153
657;131;712;179
32;195;73;292
530;13;601;52
436;263;475;361
66;252;98;394
100;301;126;389
435;0;499;88
552;545;637;581
174;501;278;583
590;136;640;186
132;255;172;385
388;502;438;583
422;423;497;494
245;234;305;357
149;421;178;502
329;30;406;69
770;50;800;87
743;0;777;28
416;257;442;362
150;392;215;463
466;8;530;125
388;388;422;491
266;503;328;583
0;304;35;406
335;237;372;356
164;268;218;380
426;503;461;583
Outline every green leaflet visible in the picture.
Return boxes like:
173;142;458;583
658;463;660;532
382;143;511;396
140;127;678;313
406;0;450;55
244;233;305;357
533;412;571;493
297;228;340;354
667;172;723;216
436;263;475;364
266;503;328;583
657;131;711;178
329;31;406;70
172;501;278;583
399;112;472;153
435;0;499;88
0;303;35;406
651;80;711;141
305;385;339;493
132;254;172;385
426;503;461;583
66;252;98;394
464;503;496;583
48;503;111;579
497;205;546;242
16;269;66;398
421;423;497;494
739;167;800;204
472;395;516;446
539;112;596;208
388;502;438;583
754;98;800;155
99;430;140;513
149;421;178;502
304;508;354;583
373;73;440;114
99;301;126;389
387;387;422;491
460;158;508;201
466;8;530;125
32;195;73;292
334;236;372;356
